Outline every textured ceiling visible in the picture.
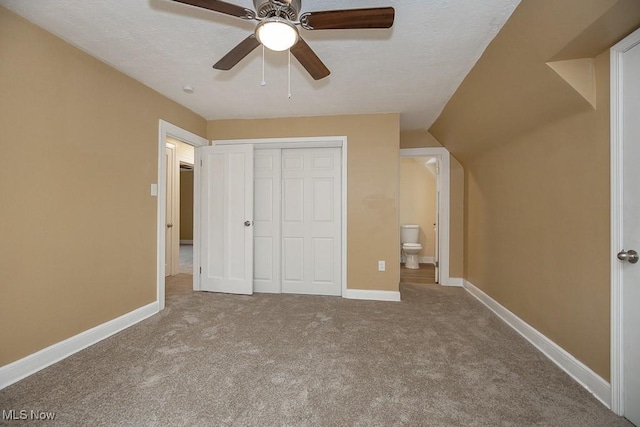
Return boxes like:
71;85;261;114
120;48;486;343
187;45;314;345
0;0;521;130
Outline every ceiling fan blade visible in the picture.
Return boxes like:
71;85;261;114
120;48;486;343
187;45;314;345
213;35;261;70
290;38;330;81
170;0;255;20
299;7;395;30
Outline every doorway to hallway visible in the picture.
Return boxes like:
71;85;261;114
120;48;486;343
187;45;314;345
157;120;208;310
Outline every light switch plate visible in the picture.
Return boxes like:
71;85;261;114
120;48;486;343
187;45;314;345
378;260;385;271
151;183;158;196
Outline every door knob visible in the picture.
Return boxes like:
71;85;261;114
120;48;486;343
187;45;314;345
617;249;638;264
244;220;252;227
167;223;173;228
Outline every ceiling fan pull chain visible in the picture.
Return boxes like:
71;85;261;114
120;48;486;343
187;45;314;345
260;44;266;86
288;49;292;99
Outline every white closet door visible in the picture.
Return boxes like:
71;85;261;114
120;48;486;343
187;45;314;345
281;148;341;296
253;149;281;293
199;144;254;295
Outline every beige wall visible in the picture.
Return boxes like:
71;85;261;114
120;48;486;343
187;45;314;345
400;130;465;278
400;158;436;260
449;159;464;278
0;7;206;366
180;171;194;241
209;114;401;291
429;0;640;380
400;130;443;149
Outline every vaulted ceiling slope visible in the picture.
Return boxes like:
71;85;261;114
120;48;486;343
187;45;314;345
0;0;520;130
430;0;640;162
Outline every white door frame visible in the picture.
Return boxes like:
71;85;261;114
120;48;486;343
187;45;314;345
214;136;348;296
610;27;640;416
400;147;456;287
157;120;208;310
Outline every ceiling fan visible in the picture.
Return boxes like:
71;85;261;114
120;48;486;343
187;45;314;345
170;0;395;80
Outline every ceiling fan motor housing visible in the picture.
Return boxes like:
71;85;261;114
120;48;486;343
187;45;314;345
254;0;301;21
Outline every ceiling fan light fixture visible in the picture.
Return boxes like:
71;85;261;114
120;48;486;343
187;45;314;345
255;18;299;51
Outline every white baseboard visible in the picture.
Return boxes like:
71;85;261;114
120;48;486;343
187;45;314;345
180;240;193;245
463;280;611;408
441;277;464;287
0;302;159;390
343;289;401;302
401;256;435;265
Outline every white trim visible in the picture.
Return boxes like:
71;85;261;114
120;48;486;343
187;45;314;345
464;280;611;408
342;138;348;299
215;136;344;148
158;120;208;308
193;147;202;291
400;256;434;264
419;256;435;264
442;277;463;287
400;147;453;288
343;289;401;302
212;136;348;297
610;27;640;416
0;302;158;390
180;240;193;245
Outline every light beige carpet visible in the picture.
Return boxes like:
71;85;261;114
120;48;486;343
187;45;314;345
0;274;630;426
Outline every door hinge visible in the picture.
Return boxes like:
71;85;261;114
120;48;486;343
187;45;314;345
200;159;203;167
435;261;439;268
199;266;202;274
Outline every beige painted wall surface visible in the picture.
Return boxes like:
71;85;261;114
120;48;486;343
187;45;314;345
400;130;465;278
464;52;610;378
400;130;443;149
400;158;436;260
209;114;400;292
429;0;640;380
449;158;465;279
180;171;194;241
0;7;206;366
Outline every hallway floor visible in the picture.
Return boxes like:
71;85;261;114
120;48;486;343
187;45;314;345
179;243;193;274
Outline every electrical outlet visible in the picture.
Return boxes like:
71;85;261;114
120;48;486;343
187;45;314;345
378;260;385;271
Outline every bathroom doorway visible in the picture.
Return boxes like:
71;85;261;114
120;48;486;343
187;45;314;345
400;156;439;282
399;147;458;287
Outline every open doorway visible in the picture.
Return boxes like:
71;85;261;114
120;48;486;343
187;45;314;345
164;137;195;278
399;156;438;284
157;120;208;310
399;147;459;287
179;161;194;275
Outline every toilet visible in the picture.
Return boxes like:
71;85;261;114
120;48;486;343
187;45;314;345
401;225;422;269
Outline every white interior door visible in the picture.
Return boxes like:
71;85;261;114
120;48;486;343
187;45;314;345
434;159;440;283
281;148;341;296
619;31;640;427
165;143;176;277
200;144;254;295
253;149;281;293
